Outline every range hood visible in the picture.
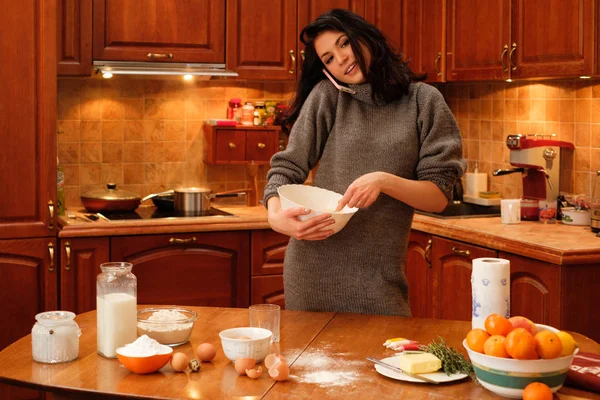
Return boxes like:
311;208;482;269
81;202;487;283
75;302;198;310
93;61;238;78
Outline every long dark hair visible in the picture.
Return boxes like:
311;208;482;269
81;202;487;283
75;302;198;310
283;8;425;129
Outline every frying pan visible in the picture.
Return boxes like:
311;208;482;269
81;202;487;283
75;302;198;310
81;183;142;212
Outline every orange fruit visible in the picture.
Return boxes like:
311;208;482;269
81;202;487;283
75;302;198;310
523;382;553;400
483;335;510;358
484;313;513;336
466;329;491;353
505;328;538;360
534;331;563;359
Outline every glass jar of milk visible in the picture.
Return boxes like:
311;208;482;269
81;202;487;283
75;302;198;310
96;262;137;358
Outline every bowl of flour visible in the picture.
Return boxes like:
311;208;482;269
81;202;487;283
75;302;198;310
137;307;197;346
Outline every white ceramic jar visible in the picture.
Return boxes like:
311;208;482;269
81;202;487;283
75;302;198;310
32;311;81;363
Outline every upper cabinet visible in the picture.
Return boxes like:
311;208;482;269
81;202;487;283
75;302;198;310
92;0;225;63
226;0;365;80
58;0;93;76
1;0;57;239
447;0;595;81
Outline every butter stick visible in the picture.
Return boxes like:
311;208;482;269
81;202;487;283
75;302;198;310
397;353;441;374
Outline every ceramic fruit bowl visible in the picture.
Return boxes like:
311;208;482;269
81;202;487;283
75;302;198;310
278;184;358;235
116;345;173;374
463;324;578;399
219;327;272;362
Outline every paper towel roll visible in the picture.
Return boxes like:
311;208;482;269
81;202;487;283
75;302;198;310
465;172;488;197
471;258;510;330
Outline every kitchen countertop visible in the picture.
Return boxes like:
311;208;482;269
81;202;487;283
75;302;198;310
0;307;598;400
59;206;600;265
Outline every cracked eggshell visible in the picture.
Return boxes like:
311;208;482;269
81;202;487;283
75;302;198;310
264;353;286;370
268;360;289;381
245;366;263;379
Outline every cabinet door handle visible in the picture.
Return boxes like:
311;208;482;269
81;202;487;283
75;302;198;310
288;50;296;74
509;42;517;70
500;44;509;72
48;243;55;272
228;142;237;149
300;50;305;61
257;142;266;149
147;53;173;59
64;241;71;271
48;200;54;230
424;239;432;268
169;237;196;244
452;247;471;257
434;52;442;76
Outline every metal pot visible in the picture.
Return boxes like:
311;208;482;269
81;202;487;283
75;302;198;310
142;188;247;214
81;183;141;212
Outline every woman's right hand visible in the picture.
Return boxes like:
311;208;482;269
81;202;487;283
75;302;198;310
267;197;335;240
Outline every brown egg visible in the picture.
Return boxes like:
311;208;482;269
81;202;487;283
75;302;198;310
245;366;263;379
170;352;189;372
268;360;289;381
196;343;216;362
234;357;256;375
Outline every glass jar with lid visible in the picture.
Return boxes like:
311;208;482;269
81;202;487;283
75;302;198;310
96;262;137;358
32;311;81;363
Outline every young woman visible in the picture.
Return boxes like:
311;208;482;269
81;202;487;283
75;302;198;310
264;9;466;316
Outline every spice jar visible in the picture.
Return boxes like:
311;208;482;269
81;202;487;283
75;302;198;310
97;262;137;358
32;311;81;363
227;98;242;123
241;102;254;126
255;101;267;126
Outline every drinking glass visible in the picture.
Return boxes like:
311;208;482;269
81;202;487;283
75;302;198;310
249;304;280;343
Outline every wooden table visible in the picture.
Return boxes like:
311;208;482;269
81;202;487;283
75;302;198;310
0;307;598;399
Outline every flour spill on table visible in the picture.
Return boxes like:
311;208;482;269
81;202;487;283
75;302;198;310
291;344;362;387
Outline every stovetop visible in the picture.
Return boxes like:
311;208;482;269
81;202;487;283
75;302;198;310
100;207;233;221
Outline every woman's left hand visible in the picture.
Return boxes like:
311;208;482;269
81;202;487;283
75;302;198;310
336;172;387;210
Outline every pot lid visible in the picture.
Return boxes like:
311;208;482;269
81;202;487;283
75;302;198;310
82;183;141;201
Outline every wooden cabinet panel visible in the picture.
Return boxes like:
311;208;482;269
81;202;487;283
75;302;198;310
226;0;297;80
364;0;404;54
215;130;246;163
93;0;225;63
251;275;285;308
298;0;366;28
251;230;288;276
446;0;510;81
405;230;432;318
59;237;109;314
57;0;92;76
246;130;278;162
111;232;250;308
0;239;57;351
0;0;56;239
431;236;497;321
511;0;595;78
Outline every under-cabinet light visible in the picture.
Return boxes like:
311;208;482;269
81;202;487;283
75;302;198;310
183;74;194;81
580;76;591;79
93;61;238;78
102;72;113;79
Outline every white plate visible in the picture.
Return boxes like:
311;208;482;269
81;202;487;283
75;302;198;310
373;356;468;384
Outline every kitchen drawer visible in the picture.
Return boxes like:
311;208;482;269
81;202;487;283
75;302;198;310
204;124;280;165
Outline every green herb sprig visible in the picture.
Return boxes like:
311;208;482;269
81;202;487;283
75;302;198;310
419;336;476;380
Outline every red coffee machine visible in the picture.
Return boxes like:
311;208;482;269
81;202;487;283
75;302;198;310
493;134;574;201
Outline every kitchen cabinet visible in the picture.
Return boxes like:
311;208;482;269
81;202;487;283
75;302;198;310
59;237;109;314
92;0;225;63
226;0;365;80
0;0;57;240
57;0;92;76
0;238;57;400
203;125;280;165
405;230;432;317
430;236;497;320
447;0;595;81
111;231;250;308
250;230;288;308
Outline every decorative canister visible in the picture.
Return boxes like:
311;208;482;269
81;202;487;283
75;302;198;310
32;311;81;363
97;262;137;358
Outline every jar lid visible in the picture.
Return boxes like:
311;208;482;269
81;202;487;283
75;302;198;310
230;98;241;103
81;183;141;201
255;101;265;106
35;311;76;326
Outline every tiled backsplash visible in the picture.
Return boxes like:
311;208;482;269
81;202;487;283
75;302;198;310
57;77;295;208
58;77;600;209
440;80;600;198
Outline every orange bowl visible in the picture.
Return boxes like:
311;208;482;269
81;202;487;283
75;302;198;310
116;346;173;374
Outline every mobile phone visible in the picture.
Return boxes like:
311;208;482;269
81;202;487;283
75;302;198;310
322;69;356;94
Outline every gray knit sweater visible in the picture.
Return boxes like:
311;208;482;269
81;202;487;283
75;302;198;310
264;80;465;316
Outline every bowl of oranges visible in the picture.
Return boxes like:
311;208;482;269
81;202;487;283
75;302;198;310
463;314;578;399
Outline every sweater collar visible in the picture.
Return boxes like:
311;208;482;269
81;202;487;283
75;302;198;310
347;82;387;106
